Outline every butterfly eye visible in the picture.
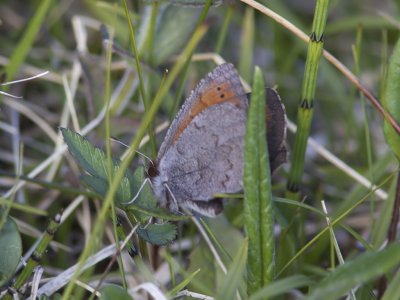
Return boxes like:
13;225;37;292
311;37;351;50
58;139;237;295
147;164;160;178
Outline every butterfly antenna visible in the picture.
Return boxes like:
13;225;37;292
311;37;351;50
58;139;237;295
110;137;153;165
125;178;150;205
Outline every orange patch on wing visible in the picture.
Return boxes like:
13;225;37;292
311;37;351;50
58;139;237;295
172;82;242;143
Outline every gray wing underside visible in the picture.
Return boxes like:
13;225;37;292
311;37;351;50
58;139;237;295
157;63;241;159
158;102;247;202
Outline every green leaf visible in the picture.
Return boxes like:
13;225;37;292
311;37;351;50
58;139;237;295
186;241;216;295
125;167;158;222
61;128;133;204
216;239;248;300
5;0;53;81
371;173;398;248
137;4;199;65
100;284;132;300
0;216;22;284
126;204;189;222
244;67;274;294
381;268;400;300
305;242;400;300
186;217;245;295
61;128;112;179
137;223;177;245
249;275;314;300
168;269;201;297
383;37;400;160
81;175;108;197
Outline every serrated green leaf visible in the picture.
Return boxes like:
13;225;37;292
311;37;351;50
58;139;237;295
100;284;132;300
383;37;400;160
81;175;131;205
305;242;400;300
137;223;177;245
244;67;274;294
0;216;22;284
61;128;133;204
81;175;108;197
61;128;111;178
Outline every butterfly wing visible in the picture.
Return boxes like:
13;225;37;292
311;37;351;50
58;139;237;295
264;88;287;172
155;63;247;208
245;88;287;172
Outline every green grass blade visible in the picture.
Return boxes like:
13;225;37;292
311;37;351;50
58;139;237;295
5;0;53;82
278;172;396;276
0;197;47;216
168;269;201;297
244;67;274;295
381;268;400;300
249;275;314;300
215;5;233;53
305;242;400;300
239;7;254;82
383;36;400;160
371;173;398;248
122;0;156;158
216;239;248;300
352;27;375;226
168;0;212;118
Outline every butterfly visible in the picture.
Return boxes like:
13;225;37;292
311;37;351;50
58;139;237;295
147;63;286;217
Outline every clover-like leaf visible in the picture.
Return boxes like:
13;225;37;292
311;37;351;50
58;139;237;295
137;223;177;245
61;128;134;204
100;284;132;300
126;204;189;222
